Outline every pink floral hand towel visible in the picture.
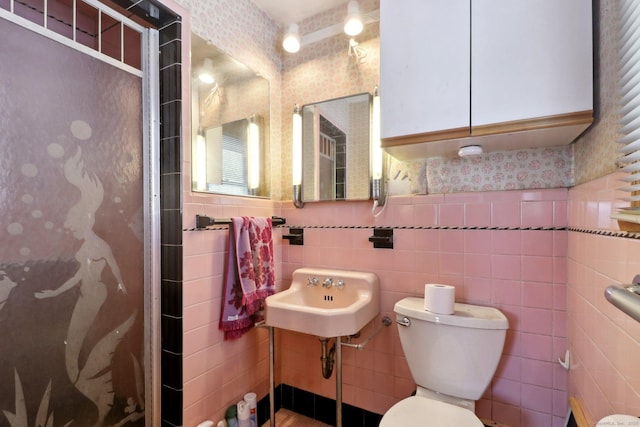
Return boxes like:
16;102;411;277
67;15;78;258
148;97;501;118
219;216;275;339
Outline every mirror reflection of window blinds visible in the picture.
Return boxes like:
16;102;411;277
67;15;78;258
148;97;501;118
207;119;248;195
222;134;247;186
226;119;248;190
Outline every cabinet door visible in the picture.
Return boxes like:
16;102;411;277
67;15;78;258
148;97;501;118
380;0;470;141
471;0;593;128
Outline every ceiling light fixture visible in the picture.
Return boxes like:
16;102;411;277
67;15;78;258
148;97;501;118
282;23;301;53
344;0;364;36
281;3;378;54
458;145;483;157
198;58;215;84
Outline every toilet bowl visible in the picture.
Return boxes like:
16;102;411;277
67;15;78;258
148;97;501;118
380;396;484;427
380;297;508;426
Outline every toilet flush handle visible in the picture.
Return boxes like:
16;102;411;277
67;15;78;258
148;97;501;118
396;317;411;327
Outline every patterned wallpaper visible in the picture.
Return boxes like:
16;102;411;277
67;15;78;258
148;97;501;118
425;145;574;193
573;0;621;185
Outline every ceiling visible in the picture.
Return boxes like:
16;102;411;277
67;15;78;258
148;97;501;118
251;0;349;26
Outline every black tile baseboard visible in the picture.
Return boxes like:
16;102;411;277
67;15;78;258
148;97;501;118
257;384;383;427
257;385;498;427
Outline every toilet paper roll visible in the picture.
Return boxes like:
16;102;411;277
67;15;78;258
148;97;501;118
424;284;455;314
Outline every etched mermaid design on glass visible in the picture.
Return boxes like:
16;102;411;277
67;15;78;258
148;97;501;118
0;270;17;312
34;147;134;425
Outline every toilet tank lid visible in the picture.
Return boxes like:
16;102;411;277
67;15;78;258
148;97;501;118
394;297;508;330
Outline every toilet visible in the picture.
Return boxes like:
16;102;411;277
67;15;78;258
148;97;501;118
380;297;509;426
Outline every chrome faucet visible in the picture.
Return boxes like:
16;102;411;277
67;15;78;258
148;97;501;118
322;277;333;288
307;277;319;287
334;280;345;289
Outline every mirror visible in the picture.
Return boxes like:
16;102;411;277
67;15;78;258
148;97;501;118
191;33;270;197
301;93;372;202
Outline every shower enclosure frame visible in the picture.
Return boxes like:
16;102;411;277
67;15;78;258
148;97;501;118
0;2;163;424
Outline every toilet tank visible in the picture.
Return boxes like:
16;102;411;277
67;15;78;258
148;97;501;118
394;297;508;401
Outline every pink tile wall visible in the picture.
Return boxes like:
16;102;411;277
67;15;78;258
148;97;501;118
279;188;569;427
567;173;640;425
182;194;283;426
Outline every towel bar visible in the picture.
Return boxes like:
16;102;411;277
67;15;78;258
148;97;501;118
194;215;286;229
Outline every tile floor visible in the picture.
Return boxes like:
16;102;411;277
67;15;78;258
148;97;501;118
261;409;332;427
259;409;511;427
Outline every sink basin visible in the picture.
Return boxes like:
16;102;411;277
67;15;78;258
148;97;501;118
265;267;380;337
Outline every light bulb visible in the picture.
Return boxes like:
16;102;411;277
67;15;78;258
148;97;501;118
283;23;301;53
344;1;363;36
198;58;215;84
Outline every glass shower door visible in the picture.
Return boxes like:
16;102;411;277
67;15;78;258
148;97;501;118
0;11;149;426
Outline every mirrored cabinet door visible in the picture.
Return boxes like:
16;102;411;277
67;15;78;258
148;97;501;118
301;93;371;202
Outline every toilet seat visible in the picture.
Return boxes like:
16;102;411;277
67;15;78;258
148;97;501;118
379;396;484;427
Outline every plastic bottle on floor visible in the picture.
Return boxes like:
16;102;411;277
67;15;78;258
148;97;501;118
225;405;238;427
244;392;257;427
237;399;251;427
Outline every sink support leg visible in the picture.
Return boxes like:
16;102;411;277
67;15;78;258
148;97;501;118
336;336;342;427
269;326;276;427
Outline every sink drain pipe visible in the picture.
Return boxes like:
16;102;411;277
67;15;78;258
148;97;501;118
318;315;392;379
319;337;336;379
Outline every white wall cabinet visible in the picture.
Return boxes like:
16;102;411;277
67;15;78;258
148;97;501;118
379;0;470;142
380;0;593;159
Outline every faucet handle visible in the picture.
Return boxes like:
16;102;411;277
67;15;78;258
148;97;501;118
307;277;319;287
322;277;333;288
334;280;345;289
